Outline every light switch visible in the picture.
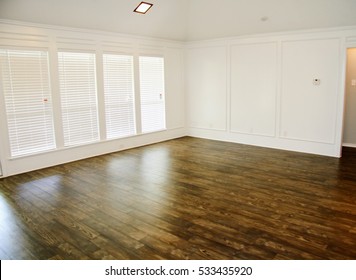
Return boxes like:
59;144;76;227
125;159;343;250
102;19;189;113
352;79;356;86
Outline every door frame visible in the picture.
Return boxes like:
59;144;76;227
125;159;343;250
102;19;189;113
341;45;356;152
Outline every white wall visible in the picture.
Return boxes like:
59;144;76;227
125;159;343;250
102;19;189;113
0;20;186;177
186;46;227;130
343;48;356;147
280;39;340;144
165;47;186;129
186;28;356;157
230;42;277;137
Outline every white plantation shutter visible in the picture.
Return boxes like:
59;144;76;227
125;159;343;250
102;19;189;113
58;51;99;146
103;54;136;139
139;56;166;133
0;49;56;157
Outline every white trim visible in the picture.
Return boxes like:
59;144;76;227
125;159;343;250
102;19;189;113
2;127;186;178
0;19;185;46
1;19;356;45
187;25;356;45
189;127;339;157
342;143;356;148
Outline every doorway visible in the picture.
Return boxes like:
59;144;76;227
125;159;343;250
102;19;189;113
343;48;356;148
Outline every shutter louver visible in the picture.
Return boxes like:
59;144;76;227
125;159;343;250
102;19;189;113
0;49;56;157
139;56;166;133
58;52;99;146
103;54;136;139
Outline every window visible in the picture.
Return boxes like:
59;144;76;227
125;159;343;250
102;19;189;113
0;49;55;157
0;47;168;162
103;54;136;139
58;51;99;146
139;56;166;133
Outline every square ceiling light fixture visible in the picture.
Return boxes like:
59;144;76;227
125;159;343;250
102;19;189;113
134;2;153;14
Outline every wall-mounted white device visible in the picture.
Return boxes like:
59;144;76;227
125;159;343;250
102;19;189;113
313;78;321;86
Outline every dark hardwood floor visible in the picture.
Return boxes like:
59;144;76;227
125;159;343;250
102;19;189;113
0;137;355;260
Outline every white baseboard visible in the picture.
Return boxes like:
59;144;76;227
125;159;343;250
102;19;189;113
1;127;187;178
342;143;356;148
188;127;341;157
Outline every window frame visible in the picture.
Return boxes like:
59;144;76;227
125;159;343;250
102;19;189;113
57;49;100;147
102;52;137;140
138;55;167;134
0;47;57;158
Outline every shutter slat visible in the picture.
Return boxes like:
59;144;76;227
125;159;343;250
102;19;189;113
58;51;99;146
103;54;136;139
139;56;166;133
0;49;56;157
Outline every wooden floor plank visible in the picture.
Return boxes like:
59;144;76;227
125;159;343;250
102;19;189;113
0;137;355;259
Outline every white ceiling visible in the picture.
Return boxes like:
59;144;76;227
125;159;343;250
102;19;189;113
1;0;356;41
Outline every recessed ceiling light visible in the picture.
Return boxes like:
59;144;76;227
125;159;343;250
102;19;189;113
134;2;153;14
